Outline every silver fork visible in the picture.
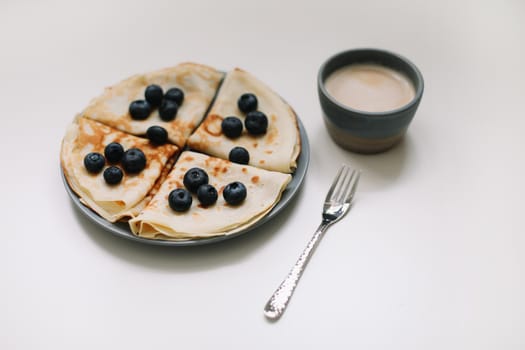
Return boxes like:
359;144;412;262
263;164;360;320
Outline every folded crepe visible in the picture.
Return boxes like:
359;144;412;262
129;151;292;239
81;62;224;148
61;117;179;222
187;68;301;173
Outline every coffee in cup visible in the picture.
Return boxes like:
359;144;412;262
324;63;415;113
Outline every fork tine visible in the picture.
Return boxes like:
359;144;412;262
332;166;351;202
344;170;361;204
334;168;349;203
325;164;347;202
335;168;355;203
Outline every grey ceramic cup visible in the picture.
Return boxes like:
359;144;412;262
318;48;424;153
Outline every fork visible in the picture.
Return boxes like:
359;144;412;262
263;164;360;320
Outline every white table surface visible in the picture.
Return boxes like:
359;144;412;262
2;0;524;349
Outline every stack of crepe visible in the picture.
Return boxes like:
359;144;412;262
61;63;301;240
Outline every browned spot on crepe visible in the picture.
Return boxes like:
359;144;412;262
251;176;260;184
266;125;279;144
78;124;105;151
203;114;223;136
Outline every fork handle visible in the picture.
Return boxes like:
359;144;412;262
264;220;331;320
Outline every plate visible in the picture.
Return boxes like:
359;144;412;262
62;118;309;246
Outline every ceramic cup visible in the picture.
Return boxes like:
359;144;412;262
318;48;424;153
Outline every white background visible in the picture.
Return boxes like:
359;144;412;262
1;0;524;349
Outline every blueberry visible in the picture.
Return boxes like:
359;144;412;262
223;181;247;205
146;126;168;145
121;148;146;174
183;167;209;193
145;84;164;107
129;100;151;120
237;93;258;113
221;116;243;138
159;99;178;121
197;184;218;206
104;142;124;163
164;88;184;105
84;152;105;174
245;111;268;135
168;188;192;212
229;146;250;165
103;166;123;185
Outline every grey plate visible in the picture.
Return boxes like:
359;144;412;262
62;118;310;246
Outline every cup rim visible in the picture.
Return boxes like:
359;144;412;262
318;47;424;118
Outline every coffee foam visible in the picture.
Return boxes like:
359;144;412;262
325;63;415;113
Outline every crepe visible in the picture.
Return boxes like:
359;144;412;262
61;117;179;222
187;68;301;173
81;62;224;148
129;151;292;239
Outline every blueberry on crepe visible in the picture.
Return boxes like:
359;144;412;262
84;152;105;174
229;146;250;165
147;126;169;145
129;100;151;120
159;100;178;122
103;166;124;185
164;87;184;105
104;142;124;163
183;168;209;193
237;93;258;113
121;148;147;174
145;84;164;107
221;116;243;138
223;181;247;205
197;184;218;206
168;189;192;212
245;111;268;135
